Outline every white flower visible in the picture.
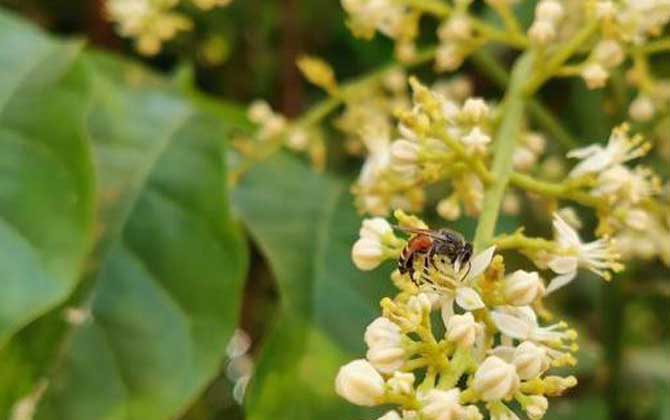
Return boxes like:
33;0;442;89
581;63;609;89
387;371;415;395
365;318;406;373
420;389;464;420
524;395;549;420
490;306;577;364
546;213;622;293
461;127;491;154
460;98;490;122
352;237;385;270
446;312;478;348
567;124;649;178
433;246;495;320
335;359;385;406
502;270;545;306
512;341;550;380
473;356;520;401
377;411;403;420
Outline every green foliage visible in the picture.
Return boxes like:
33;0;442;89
234;154;395;420
0;9;248;419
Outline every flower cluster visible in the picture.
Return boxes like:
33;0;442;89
106;0;232;55
352;77;497;218
341;212;584;420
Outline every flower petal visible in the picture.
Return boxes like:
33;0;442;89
465;245;496;283
440;296;455;327
552;214;581;247
546;272;577;294
491;311;532;340
455;287;485;311
548;255;578;274
490;345;516;362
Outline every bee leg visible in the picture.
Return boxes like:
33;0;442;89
459;261;472;283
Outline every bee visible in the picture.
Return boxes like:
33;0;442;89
394;226;473;283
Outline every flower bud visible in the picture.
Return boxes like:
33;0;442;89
503;270;545;306
367;345;405;374
446;312;478;348
365;317;402;348
524;395;549;420
437;197;461;221
391;140;420;171
473;356;520;401
377;411;402;420
360;218;393;241
594;40;624;68
629;95;655;122
387;371;415;395
581;63;608;89
460;98;489;122
335;359;385;406
529;20;556;44
536;0;564;21
513;147;537;171
462;127;491;152
247;100;272;123
513;341;549;380
420;389;464;420
352;237;384;270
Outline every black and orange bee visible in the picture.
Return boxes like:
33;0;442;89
394;226;473;283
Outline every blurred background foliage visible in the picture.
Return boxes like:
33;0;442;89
0;1;668;420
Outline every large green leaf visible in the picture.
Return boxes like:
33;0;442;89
0;9;249;419
234;154;395;420
0;12;95;346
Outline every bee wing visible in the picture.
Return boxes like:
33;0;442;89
392;225;447;239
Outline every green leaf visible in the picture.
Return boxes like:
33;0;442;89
0;9;249;419
0;11;95;345
234;154;395;420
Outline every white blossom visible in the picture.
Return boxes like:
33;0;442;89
502;270;545;306
420;389;464;420
335;359;385;406
473;356;520;401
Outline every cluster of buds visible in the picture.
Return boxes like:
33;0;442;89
106;0;232;56
528;0;565;45
341;212;583;420
353;77;495;219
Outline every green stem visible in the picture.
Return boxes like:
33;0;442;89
509;172;601;208
473;53;534;251
470;51;578;150
524;20;598;94
639;38;670;54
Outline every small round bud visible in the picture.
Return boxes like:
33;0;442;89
594;40;624;68
581;63;609;89
420;389;464;420
525;395;549;420
367;346;405;374
446;312;478;348
437;197;461;221
629;95;656;122
360;218;393;241
377;411;402;420
513;341;549;380
525;133;546;154
536;0;564;22
387;371;415;395
247;100;272;123
352;237;384;270
462;127;491;152
513;147;537;171
435;44;465;72
529;20;556;44
391;139;420;171
503;270;545;306
473;356;520;401
461;98;490;122
365;317;401;348
335;359;385;406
